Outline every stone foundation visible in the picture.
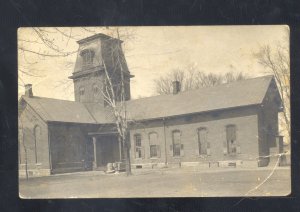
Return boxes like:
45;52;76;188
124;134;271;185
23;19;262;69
218;160;243;168
19;163;51;178
131;162;167;169
132;160;260;170
19;169;51;178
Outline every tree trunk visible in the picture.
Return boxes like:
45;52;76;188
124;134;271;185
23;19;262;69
125;145;132;176
21;127;29;180
123;136;131;176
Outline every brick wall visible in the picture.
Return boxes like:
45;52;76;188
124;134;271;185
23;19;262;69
73;37;131;104
49;122;98;173
129;106;260;167
73;72;105;104
19;100;50;176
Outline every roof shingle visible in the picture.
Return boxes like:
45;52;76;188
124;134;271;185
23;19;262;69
125;75;273;120
21;96;97;124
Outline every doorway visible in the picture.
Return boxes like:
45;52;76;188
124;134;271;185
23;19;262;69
96;135;121;168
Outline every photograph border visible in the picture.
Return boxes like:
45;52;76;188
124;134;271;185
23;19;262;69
0;0;300;211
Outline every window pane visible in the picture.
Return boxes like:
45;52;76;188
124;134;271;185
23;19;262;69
93;84;99;95
174;144;181;156
226;125;236;141
135;135;141;147
135;134;142;158
79;87;85;95
226;125;237;154
135;148;142;158
81;49;94;66
150;145;157;157
172;131;181;156
198;128;207;155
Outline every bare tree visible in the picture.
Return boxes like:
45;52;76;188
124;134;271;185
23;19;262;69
254;43;290;140
154;65;249;95
154;69;186;94
18;27;109;98
101;28;133;175
18;27;137;98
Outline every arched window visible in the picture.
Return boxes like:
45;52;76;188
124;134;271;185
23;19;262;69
80;49;95;67
172;130;182;157
79;86;85;101
33;125;41;163
198;127;210;155
92;84;99;97
149;132;160;158
79;87;85;96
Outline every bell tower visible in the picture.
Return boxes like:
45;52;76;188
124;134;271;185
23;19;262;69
69;33;133;105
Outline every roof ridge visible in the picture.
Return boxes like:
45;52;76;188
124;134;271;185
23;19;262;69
128;75;274;103
21;95;76;103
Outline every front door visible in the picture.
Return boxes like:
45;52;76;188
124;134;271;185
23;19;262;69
96;135;120;168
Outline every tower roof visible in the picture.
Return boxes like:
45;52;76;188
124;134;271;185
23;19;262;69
77;33;123;44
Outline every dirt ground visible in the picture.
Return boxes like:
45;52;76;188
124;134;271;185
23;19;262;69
19;166;291;198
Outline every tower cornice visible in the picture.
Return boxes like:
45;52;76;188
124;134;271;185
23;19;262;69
77;33;123;44
69;67;103;80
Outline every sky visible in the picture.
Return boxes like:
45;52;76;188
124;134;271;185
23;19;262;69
18;26;289;100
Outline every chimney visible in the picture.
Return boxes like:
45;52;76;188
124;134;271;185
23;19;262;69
172;81;181;94
25;84;33;97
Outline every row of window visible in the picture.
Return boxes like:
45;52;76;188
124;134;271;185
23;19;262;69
79;84;100;95
133;125;239;159
79;84;100;100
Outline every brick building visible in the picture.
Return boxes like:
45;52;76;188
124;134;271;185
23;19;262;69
18;33;284;177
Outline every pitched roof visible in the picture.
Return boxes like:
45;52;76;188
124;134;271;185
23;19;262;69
84;103;115;123
21;75;274;124
21;96;97;124
125;75;274;120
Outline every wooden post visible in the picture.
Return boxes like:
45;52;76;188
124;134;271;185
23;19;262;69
92;136;97;170
118;135;122;161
